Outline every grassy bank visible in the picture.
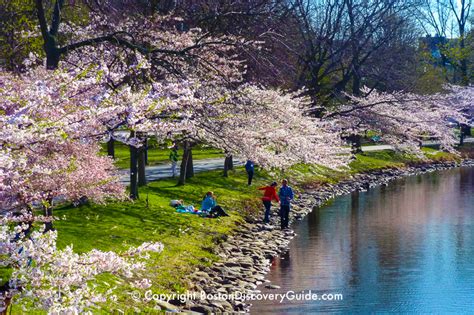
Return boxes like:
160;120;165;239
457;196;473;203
8;148;469;312
287;147;460;188
52;167;274;311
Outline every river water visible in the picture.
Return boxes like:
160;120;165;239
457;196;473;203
251;167;474;314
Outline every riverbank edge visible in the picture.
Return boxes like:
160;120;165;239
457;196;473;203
167;159;474;314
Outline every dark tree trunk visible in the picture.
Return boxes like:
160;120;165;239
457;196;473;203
36;0;65;70
144;137;149;165
223;155;233;177
459;27;468;86
43;28;62;70
45;44;61;70
186;146;194;179
43;199;54;232
138;146;147;187
0;283;11;315
349;134;362;154
459;123;470;146
129;132;139;199
223;158;229;178
352;66;361;96
178;141;191;185
107;138;115;158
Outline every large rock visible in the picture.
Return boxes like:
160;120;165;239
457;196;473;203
209;299;233;311
190;305;213;314
155;300;180;311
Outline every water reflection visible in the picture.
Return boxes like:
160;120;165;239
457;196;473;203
251;167;474;314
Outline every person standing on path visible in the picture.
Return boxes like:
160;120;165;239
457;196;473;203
278;179;294;230
258;182;280;224
169;145;179;178
245;160;255;185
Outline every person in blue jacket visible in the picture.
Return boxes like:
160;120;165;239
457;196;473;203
201;191;228;218
245;160;255;186
278;179;294;229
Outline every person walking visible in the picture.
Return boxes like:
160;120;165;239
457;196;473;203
169;145;179;178
245;159;254;186
258;182;280;224
278;179;294;230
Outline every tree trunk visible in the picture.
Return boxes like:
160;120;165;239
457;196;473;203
459;22;468;85
0;283;11;315
186;145;194;179
228;155;233;170
178;141;191;185
460;44;468;86
43;34;62;70
352;66;361;96
46;47;61;69
459;123;470;146
107;138;115;158
43;198;54;232
347;0;361;97
36;0;65;70
129;132;139;199
349;134;362;154
144;137;149;165
223;155;233;177
223;158;229;178
138;146;147;187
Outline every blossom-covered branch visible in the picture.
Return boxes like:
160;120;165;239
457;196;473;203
325;86;467;154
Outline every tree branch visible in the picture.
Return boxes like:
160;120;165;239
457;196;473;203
35;0;49;40
50;0;65;36
60;32;185;56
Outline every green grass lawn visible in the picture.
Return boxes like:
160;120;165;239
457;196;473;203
350;147;460;173
284;148;459;189
47;167;272;311
103;141;224;169
5;148;463;312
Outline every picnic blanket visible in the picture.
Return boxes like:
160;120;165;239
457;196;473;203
175;205;205;215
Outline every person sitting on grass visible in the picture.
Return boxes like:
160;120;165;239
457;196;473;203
258;182;280;224
201;191;229;218
169;199;183;207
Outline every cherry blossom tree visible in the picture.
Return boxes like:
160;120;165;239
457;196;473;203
447;85;474;116
445;85;474;144
0;216;163;313
189;84;351;170
0;67;128;216
325;86;468;155
0;66;174;313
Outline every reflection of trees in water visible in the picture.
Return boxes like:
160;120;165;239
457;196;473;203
307;205;321;239
454;167;474;276
349;191;360;287
256;167;474;313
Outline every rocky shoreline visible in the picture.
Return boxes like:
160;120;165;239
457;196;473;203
169;159;474;314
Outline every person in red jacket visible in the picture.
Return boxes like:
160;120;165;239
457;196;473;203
258;182;280;224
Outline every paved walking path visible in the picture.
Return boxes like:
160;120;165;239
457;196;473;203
120;138;474;183
361;138;473;152
119;158;244;183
